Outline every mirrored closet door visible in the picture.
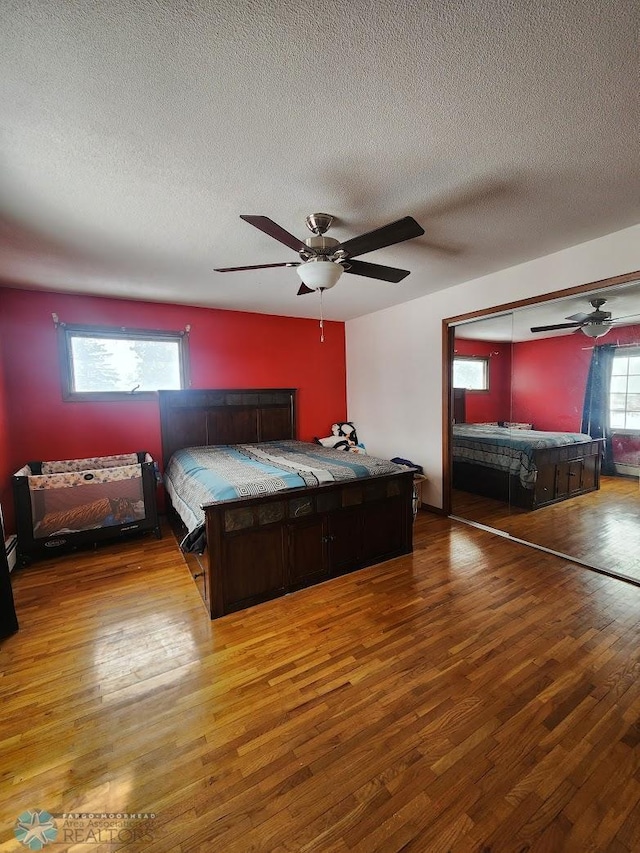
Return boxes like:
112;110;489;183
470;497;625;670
448;276;640;583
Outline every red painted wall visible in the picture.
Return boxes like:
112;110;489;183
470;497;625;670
0;307;12;529
510;334;590;432
612;434;640;465
453;338;512;423
0;287;347;530
511;325;640;433
511;325;640;468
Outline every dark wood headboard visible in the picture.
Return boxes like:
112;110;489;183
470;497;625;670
158;388;297;467
453;387;466;424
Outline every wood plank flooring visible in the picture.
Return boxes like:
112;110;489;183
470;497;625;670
2;513;640;851
452;475;640;582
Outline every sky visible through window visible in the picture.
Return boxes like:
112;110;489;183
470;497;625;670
453;357;488;391
610;351;640;430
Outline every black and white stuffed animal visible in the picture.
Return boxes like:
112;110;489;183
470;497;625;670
315;422;361;452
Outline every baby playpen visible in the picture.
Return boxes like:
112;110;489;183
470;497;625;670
13;451;161;564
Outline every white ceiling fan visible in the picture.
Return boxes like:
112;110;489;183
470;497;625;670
530;297;640;338
214;213;425;295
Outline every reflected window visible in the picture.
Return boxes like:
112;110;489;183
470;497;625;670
453;356;489;391
610;349;640;430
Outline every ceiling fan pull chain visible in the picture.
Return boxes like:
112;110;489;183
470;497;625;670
319;288;325;343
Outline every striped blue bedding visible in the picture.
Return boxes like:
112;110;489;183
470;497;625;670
164;440;407;551
452;424;596;487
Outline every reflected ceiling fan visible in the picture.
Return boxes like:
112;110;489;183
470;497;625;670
214;213;425;295
530;298;640;339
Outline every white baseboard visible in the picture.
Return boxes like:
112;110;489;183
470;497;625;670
5;535;17;572
615;464;640;478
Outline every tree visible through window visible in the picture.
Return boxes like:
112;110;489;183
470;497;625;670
70;337;121;392
610;349;640;430
453;356;489;391
59;324;189;400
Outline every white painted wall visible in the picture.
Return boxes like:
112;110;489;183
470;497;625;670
345;222;640;509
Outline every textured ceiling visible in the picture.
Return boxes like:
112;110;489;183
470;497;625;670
0;0;639;321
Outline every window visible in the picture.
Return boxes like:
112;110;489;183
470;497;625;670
453;356;489;391
59;323;190;401
610;348;640;431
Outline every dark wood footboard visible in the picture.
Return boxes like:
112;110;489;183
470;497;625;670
200;471;414;618
453;439;602;510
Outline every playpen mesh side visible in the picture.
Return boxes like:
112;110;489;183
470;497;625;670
26;463;146;538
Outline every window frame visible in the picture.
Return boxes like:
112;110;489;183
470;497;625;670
452;355;490;393
57;322;191;402
609;346;640;434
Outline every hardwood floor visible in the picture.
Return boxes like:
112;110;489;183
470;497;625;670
2;514;640;851
452;475;640;583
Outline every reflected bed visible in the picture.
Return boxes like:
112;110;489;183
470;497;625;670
452;423;603;509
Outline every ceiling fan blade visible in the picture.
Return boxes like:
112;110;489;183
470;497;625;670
609;312;640;323
565;312;590;322
297;283;315;296
344;259;411;282
214;261;299;272
239;215;308;252
336;216;425;258
530;321;582;333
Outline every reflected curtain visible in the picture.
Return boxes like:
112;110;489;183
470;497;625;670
581;343;616;474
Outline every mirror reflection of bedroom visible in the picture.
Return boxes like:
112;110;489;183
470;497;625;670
449;278;640;583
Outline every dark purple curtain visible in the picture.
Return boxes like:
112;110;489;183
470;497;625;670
581;343;616;474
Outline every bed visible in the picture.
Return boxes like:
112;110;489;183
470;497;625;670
159;389;414;618
452;423;603;510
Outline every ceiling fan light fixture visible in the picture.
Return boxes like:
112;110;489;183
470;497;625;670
580;322;611;338
295;259;343;291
